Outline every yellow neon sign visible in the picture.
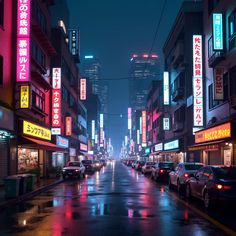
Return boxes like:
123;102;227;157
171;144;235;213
23;120;51;141
20;85;29;108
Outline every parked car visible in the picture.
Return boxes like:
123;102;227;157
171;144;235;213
127;159;136;167
169;162;204;192
142;162;156;175
82;160;95;173
185;165;236;209
135;161;145;171
151;162;174;181
99;159;107;167
62;161;85;179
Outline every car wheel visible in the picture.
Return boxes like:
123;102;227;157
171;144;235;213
204;191;212;209
185;184;191;199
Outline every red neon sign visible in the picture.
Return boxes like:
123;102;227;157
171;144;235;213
80;78;86;100
142;111;147;144
52;90;61;127
65;117;72;136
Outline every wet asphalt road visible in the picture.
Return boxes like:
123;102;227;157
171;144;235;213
0;161;234;236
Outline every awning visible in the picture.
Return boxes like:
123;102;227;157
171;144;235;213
20;136;67;152
188;140;224;151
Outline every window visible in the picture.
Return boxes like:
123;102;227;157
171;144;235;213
31;40;46;69
0;0;3;27
31;86;45;112
228;9;236;50
0;55;2;86
208;84;220;109
230;66;236;97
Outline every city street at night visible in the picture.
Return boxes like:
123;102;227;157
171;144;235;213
0;161;235;236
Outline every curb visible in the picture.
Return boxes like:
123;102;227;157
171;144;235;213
0;179;63;209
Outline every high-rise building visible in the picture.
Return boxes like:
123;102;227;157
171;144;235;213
129;54;160;111
82;55;101;95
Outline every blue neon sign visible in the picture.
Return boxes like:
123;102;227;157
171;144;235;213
213;13;223;50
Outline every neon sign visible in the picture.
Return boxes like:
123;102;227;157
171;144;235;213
213;13;223;51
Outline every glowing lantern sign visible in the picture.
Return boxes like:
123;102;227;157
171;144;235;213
16;0;31;82
80;78;86;100
193;35;203;127
52;68;61;128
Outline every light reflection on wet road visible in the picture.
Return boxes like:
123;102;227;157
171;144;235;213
0;161;230;236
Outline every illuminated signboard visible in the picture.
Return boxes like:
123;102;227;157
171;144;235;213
100;127;103;147
80;143;88;151
142;111;147;145
193;35;203;127
128;107;132;130
51;128;61;135
214;68;224;100
56;136;69;148
163;72;169;105
65;117;72;136
163;118;170;130
16;0;31;82
95;134;98;144
164;140;179;151
20;85;29;108
100;114;104;128
68;29;79;56
154;143;163;152
23;120;51;141
140;117;142;134
145;147;151;154
80;78;86;100
195;122;231;143
125;136;128;146
52;68;61;128
91;120;95;140
213;13;223;51
137;130;140;145
52;90;61;127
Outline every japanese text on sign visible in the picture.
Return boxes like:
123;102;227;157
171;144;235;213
142;111;147;145
193;35;202;77
23;120;51;141
80;78;86;100
65;117;72;136
52;68;61;89
213;13;223;50
52;90;61;127
214;68;224;100
20;85;29;108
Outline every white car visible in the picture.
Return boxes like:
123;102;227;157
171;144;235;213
62;161;85;179
142;162;156;175
169;162;204;192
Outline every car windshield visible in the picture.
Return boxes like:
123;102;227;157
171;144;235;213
82;160;92;165
146;162;155;165
68;162;80;167
159;162;174;168
213;167;236;180
184;164;203;170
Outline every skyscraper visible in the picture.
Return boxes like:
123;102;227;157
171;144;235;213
129;54;160;110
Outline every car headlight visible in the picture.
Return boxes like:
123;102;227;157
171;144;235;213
75;169;80;172
62;169;66;172
96;163;99;166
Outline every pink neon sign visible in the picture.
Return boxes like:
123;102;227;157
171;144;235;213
16;0;31;82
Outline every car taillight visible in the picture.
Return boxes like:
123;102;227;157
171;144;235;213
160;169;164;173
216;184;232;190
184;173;189;178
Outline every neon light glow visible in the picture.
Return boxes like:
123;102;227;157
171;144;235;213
128;107;132;130
92;120;95;140
20;85;29;108
213;13;223;50
80;78;86;100
85;55;94;59
142;111;147;145
65;117;72;136
163;72;169;105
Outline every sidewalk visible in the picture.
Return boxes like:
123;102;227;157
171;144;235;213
0;177;63;209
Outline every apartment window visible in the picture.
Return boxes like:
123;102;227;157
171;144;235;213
31;40;46;69
228;9;236;51
208;84;220;109
0;0;3;27
32;87;45;112
0;55;2;86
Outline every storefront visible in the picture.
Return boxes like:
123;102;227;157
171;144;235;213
18;120;66;177
69;147;77;161
190;122;234;165
52;136;69;167
161;139;185;164
0;106;15;184
149;142;163;162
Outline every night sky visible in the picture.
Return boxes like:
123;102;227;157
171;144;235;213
67;0;184;156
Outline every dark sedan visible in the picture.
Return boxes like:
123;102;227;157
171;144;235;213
82;160;95;174
151;162;174;182
185;165;236;209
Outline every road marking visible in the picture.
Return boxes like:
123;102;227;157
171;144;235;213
169;191;236;236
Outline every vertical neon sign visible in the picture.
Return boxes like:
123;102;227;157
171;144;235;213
16;0;31;82
213;13;223;51
128;107;132;130
142;111;147;145
163;72;169;105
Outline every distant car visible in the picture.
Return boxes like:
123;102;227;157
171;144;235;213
169;162;204;192
142;162;156;175
185;166;236;209
127;159;136;167
82;160;95;173
93;160;102;171
151;162;174;181
62;161;85;179
99;159;107;167
135;161;145;171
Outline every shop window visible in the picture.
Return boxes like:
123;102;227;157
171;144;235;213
228;9;236;51
18;148;39;173
0;0;3;27
32;86;45;112
0;55;2;86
